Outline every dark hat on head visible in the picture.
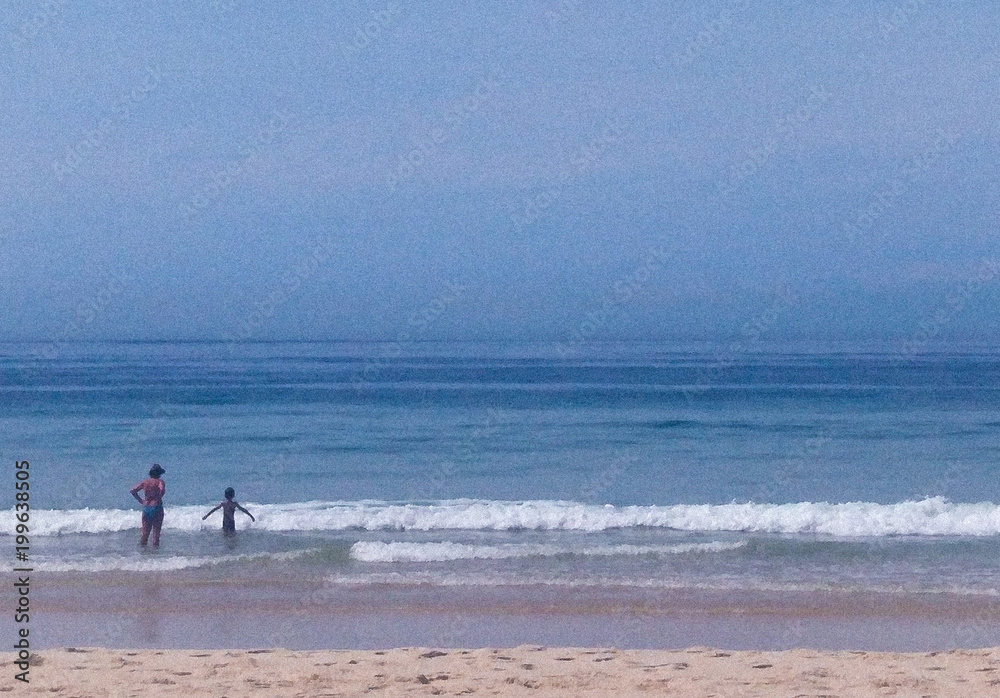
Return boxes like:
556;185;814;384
149;464;166;477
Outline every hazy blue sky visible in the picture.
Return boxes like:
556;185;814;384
2;1;998;342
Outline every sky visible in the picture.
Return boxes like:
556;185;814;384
2;1;998;343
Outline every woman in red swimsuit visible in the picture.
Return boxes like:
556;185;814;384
130;464;166;547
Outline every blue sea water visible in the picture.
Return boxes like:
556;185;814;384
3;340;1000;598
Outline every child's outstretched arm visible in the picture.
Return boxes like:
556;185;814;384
202;504;222;520
236;503;255;522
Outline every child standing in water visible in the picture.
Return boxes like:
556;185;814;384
203;487;255;534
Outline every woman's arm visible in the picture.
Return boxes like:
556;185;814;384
130;481;145;503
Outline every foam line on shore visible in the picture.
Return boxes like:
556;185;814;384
321;570;1000;596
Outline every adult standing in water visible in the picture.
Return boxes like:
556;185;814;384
130;464;166;547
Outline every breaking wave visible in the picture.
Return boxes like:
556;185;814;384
4;497;999;537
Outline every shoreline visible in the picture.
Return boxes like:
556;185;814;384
23;608;1000;654
14;575;1000;652
7;645;1000;696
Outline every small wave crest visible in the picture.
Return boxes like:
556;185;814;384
33;549;311;573
349;540;746;562
3;497;999;537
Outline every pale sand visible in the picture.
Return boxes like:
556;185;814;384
6;646;1000;697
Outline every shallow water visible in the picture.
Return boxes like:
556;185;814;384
4;341;1000;648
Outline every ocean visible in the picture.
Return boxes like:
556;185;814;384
3;340;1000;649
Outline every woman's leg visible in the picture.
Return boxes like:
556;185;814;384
140;514;152;546
150;508;164;547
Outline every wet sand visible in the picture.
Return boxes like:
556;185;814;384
16;571;1000;651
10;573;1000;694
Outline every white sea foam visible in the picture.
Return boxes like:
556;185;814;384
350;540;746;562
4;497;1000;537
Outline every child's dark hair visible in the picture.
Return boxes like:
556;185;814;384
224;487;235;499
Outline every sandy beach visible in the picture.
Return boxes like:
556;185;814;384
7;645;1000;697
